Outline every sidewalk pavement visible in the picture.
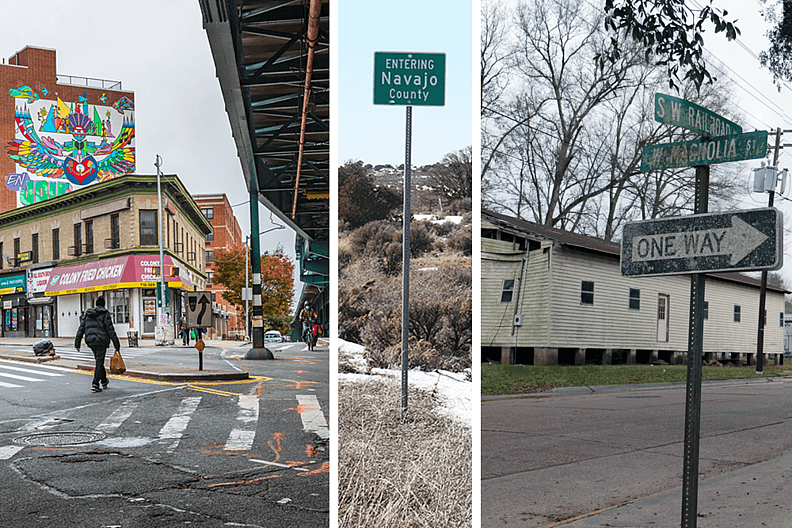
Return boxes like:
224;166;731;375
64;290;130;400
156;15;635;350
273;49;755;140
0;336;252;382
560;447;791;527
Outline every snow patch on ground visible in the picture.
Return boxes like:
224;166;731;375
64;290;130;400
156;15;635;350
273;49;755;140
338;339;471;427
413;214;464;224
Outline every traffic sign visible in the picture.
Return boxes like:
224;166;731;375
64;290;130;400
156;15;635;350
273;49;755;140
641;130;768;172
373;51;445;106
185;291;213;329
654;93;742;137
621;208;783;276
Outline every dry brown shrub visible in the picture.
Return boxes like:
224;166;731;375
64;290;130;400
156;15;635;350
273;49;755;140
338;378;471;528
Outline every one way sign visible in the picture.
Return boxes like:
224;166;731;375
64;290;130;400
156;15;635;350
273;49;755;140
186;291;213;329
621;208;783;276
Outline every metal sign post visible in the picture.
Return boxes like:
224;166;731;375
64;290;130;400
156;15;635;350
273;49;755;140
374;50;445;415
401;106;412;415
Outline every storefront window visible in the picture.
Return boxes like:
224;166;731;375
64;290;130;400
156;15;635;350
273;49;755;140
108;289;130;324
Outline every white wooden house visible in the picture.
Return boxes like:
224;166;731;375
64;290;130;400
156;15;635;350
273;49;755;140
482;210;787;366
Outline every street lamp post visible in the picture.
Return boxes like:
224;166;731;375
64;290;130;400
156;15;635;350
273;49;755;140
154;155;167;344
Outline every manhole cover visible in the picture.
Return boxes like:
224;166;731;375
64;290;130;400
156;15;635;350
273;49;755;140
13;431;107;446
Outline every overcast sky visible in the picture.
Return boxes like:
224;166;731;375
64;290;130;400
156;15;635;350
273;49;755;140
0;0;302;302
338;0;474;167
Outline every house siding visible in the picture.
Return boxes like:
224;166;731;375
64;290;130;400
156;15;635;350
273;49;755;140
481;211;786;363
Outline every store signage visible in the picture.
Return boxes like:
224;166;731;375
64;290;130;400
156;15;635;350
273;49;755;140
45;255;194;296
27;268;53;294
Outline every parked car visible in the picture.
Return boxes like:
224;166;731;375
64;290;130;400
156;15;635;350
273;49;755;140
263;330;283;344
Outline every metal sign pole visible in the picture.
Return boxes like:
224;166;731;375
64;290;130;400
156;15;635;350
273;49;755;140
681;164;709;528
401;106;412;416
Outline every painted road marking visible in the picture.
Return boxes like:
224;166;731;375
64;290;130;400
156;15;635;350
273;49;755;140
0;380;23;388
0;371;44;382
224;394;259;451
96;399;140;434
296;394;329;440
249;458;309;472
0;361;65;377
0;445;25;460
158;396;202;451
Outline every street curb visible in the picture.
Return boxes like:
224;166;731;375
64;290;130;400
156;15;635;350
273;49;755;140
0;354;60;364
483;376;789;400
74;364;249;381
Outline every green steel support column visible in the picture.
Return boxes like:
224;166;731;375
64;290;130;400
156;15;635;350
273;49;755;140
245;191;273;359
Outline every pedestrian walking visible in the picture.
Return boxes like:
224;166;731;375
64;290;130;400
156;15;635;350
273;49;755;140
75;296;121;393
178;314;189;346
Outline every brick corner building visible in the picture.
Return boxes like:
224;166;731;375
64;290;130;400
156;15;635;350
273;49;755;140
193;194;244;339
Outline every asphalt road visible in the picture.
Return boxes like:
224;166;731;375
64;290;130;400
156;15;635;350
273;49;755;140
482;379;789;527
0;341;329;527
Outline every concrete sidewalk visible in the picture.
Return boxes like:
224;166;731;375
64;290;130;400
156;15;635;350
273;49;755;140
560;446;791;527
0;336;251;381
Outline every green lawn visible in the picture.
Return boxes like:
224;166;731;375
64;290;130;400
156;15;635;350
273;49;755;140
482;364;790;396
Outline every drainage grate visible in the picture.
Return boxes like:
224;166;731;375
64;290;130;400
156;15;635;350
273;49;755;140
13;431;107;446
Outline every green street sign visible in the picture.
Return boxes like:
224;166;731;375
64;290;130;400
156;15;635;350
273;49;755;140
655;93;742;137
641;130;768;172
373;51;445;106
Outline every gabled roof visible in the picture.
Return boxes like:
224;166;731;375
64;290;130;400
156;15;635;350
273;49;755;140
482;209;790;294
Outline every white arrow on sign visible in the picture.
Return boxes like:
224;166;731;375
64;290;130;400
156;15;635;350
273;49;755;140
631;216;767;265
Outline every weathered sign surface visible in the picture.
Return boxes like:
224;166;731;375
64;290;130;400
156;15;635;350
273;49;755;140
373;51;446;106
654;93;742;137
640;130;768;172
621;208;783;276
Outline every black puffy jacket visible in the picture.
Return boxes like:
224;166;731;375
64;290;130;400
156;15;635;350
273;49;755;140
75;307;121;350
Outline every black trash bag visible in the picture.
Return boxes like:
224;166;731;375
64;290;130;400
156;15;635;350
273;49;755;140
33;339;54;356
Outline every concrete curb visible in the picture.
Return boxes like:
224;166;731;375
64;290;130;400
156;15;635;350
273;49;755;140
483;376;789;400
74;364;249;381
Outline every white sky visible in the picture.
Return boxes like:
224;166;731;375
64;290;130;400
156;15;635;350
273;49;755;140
0;0;303;304
338;0;474;167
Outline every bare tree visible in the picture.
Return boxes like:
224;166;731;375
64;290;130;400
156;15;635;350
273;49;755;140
482;0;744;240
430;147;472;202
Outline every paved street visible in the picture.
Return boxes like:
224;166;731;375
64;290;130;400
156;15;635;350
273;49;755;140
482;379;790;527
0;339;329;527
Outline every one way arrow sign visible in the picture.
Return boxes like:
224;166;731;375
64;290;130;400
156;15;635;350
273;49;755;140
621;208;783;276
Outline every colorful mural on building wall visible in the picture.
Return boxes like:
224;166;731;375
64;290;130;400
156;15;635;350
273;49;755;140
5;86;135;206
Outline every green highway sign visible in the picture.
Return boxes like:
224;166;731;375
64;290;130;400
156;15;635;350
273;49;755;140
373;51;445;106
621;207;783;276
641;130;768;172
655;93;742;137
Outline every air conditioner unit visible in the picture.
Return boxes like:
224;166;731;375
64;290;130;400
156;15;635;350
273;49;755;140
513;314;523;327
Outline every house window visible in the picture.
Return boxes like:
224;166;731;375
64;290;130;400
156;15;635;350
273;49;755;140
52;229;59;260
85;220;94;254
207;271;214;285
73;224;82;256
500;279;515;302
31;233;38;264
201;207;214;220
206;231;214;242
581;281;594;305
734;305;741;322
703;301;709;320
205;250;214;263
781;312;785;328
628;288;640;310
110;214;120;249
0;242;4;269
13;237;20;263
139;210;158;245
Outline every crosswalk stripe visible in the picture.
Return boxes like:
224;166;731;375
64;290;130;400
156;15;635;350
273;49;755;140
0;380;23;388
224;394;259;451
96;399;140;434
0;445;25;460
158;396;201;450
0;363;64;377
0;371;44;382
296;394;329;440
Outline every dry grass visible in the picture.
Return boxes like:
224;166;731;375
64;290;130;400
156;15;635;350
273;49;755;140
338;377;472;527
